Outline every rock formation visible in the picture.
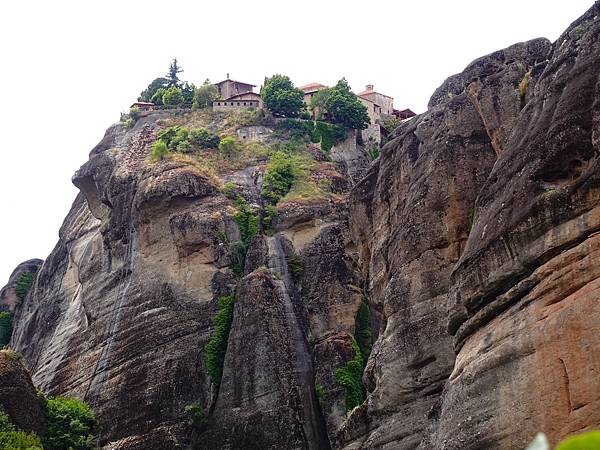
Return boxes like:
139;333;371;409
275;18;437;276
0;349;47;436
3;3;600;449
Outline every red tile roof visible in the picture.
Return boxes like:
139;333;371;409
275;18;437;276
358;89;393;99
299;82;328;93
215;79;256;87
222;92;262;101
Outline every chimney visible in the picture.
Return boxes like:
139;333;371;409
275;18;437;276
227;73;230;79
365;84;374;91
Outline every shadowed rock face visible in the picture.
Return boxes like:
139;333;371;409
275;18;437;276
343;3;600;450
0;350;47;436
6;4;600;449
0;259;43;313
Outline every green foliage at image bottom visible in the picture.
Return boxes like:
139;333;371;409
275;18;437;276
44;396;97;450
335;336;365;413
204;295;236;387
0;430;43;449
555;431;600;450
0;312;13;347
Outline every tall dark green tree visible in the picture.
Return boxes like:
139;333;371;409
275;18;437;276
167;58;183;87
261;74;305;118
325;78;370;130
181;82;196;106
138;77;168;102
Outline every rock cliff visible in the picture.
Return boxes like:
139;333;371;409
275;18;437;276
3;3;600;449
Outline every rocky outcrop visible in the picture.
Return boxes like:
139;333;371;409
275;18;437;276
0;259;43;312
6;4;600;449
0;350;47;436
344;3;600;450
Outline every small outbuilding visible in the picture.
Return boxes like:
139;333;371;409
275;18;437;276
130;101;155;111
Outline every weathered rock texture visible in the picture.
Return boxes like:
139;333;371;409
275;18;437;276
6;4;600;449
343;3;600;450
0;350;47;436
0;259;43;312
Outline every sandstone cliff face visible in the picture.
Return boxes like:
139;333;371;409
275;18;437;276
5;4;600;449
344;4;600;450
0;350;47;436
9;108;367;449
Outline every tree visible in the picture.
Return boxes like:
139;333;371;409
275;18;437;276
150;88;166;105
193;79;220;109
162;86;184;106
309;88;331;119
325;78;370;130
138;77;168;102
181;82;196;107
261;74;305;118
166;58;183;87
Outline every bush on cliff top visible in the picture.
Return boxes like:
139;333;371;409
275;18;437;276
0;430;43;449
204;295;236;387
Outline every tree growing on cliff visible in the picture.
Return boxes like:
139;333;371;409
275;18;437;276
261;75;305;118
166;58;183;87
325;78;370;130
193;79;220;109
162;86;184;106
138;77;168;102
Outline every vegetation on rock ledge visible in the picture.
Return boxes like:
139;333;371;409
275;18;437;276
204;295;236;387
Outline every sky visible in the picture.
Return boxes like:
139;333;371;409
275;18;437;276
0;0;593;281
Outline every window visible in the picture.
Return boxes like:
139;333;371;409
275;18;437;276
243;102;247;106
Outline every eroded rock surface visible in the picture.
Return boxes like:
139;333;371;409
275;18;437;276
6;4;600;449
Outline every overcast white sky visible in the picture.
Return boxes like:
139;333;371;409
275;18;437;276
0;0;593;281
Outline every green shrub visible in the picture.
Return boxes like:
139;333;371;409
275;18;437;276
190;128;220;149
355;296;372;366
204;295;236;386
44;396;97;450
218;136;239;157
233;198;259;246
220;181;238;200
315;383;327;401
229;241;247;276
162;86;184;106
261;151;296;204
556;431;600;450
150;140;169;161
15;272;33;302
274;119;312;140
262;204;278;229
261;74;305;118
0;312;13;347
0;412;16;433
368;147;380;161
150;87;166;105
0;430;43;449
325;79;370;130
175;139;192;153
313;121;346;152
335;336;365;413
288;253;303;275
184;402;208;429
